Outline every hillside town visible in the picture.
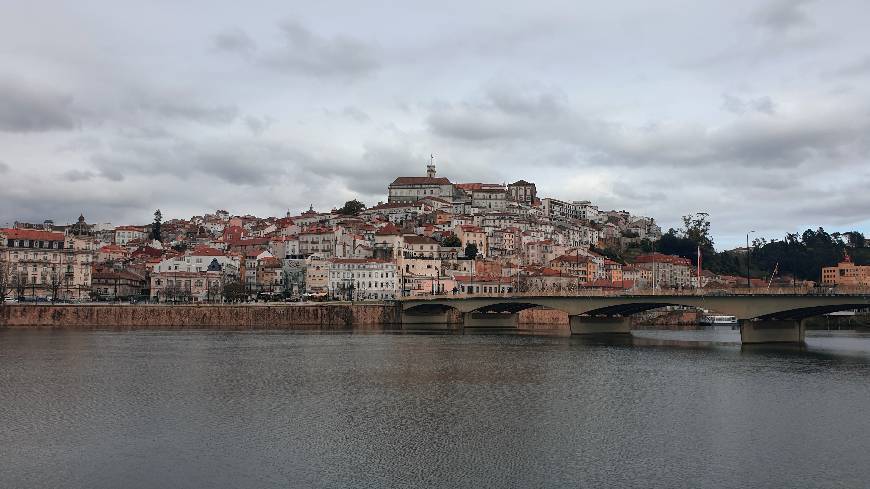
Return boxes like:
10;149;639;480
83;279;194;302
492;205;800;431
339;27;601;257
0;161;854;303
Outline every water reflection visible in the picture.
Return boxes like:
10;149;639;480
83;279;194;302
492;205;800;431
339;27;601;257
1;329;869;489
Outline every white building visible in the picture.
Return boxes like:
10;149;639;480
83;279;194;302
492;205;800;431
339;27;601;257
328;259;398;300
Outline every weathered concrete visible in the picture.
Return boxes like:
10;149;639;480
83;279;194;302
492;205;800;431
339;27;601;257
463;312;519;328
401;307;463;331
0;304;401;330
569;316;632;335
740;319;805;344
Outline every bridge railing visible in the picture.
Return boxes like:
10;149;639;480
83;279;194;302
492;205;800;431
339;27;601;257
397;286;870;301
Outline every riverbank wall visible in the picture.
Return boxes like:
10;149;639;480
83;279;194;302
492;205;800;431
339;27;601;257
0;304;401;330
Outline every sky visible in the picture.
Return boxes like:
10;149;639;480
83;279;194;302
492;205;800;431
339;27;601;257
1;0;869;249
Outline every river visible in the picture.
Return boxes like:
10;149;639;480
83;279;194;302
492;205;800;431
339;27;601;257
1;329;869;488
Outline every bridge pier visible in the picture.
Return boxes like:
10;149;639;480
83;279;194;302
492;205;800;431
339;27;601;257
463;312;519;329
401;309;461;330
569;315;632;335
739;319;805;344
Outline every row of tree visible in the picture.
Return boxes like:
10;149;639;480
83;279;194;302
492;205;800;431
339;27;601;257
641;213;867;282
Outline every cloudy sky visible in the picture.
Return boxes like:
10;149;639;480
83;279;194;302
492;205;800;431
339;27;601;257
1;0;869;248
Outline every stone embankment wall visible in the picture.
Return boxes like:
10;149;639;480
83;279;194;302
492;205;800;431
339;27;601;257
0;304;401;330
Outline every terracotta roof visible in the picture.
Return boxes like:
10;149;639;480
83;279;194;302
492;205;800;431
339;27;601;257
390;176;452;186
191;246;225;257
403;235;439;245
0;228;65;241
375;223;401;236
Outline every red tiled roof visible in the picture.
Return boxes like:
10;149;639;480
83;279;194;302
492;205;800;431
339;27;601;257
375;223;401;236
0;228;65;241
390;176;452;186
403;235;439;245
191;246;225;256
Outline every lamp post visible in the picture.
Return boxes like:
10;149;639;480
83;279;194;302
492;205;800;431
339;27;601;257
746;230;756;291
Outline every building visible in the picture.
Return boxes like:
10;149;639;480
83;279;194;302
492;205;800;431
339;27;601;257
0;222;96;300
256;256;284;297
114;226;147;245
507;180;537;205
454;225;487;257
634;253;693;289
91;266;147;300
387;161;459;204
821;252;870;287
328;258;398;300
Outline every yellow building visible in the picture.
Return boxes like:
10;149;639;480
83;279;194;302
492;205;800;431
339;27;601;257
821;253;870;286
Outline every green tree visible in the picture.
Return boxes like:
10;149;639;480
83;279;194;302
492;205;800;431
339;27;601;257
151;209;163;242
337;199;366;216
681;212;713;250
464;243;478;259
441;235;461;247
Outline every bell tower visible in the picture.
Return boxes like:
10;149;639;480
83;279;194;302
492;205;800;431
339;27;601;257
427;154;436;178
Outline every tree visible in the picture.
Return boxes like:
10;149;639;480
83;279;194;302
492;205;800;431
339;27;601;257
12;272;26;300
441;235;462;247
464;243;478;259
223;280;246;303
46;270;63;302
151;209;163;242
845;231;866;248
0;260;9;303
337;199;366;216
681;212;713;250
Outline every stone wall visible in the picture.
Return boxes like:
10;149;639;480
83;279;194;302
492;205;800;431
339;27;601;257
0;304;401;330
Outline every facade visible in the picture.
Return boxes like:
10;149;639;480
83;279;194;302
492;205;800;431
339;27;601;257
114;226;147;245
387;162;458;204
328;259;398;300
0;227;95;300
821;253;870;286
634;253;693;289
507;180;537;204
91;266;147;300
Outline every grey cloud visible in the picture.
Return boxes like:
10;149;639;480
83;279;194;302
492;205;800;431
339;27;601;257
722;94;776;115
428;84;870;171
0;160;8;173
244;115;273;135
213;28;257;54
129;98;239;126
832;55;870;77
89;136;315;186
62;169;96;181
751;0;814;32
261;20;380;78
341;106;370;123
0;78;78;132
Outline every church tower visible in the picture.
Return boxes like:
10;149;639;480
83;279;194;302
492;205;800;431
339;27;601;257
427;154;436;178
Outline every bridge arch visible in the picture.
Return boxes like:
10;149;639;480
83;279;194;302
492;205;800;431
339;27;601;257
754;303;870;320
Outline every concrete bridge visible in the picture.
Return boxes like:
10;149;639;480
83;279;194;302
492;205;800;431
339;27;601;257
399;293;870;344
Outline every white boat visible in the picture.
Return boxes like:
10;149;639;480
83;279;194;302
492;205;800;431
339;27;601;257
699;313;738;330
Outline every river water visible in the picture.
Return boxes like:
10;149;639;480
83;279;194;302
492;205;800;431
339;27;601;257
1;329;869;488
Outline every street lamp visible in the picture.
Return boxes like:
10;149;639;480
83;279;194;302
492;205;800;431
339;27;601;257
746;230;756;291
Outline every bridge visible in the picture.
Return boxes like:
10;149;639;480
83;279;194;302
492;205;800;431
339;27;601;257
399;293;870;344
